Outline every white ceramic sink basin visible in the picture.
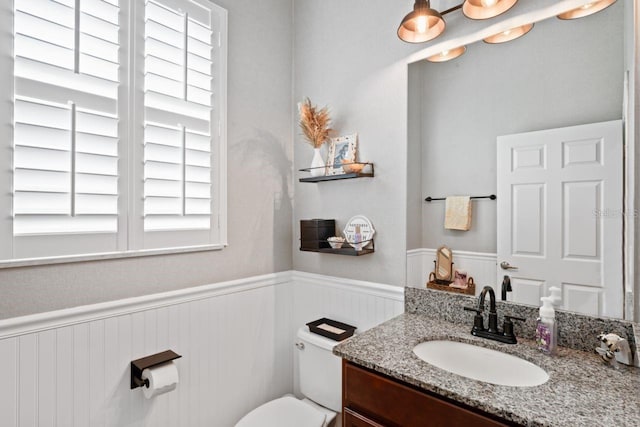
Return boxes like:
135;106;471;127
413;340;549;387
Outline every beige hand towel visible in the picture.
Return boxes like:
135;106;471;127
445;196;472;231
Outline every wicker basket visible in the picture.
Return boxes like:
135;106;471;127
426;276;475;295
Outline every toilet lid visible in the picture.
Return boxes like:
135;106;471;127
235;396;326;427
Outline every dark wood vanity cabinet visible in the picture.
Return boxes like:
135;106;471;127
343;408;385;427
342;360;512;427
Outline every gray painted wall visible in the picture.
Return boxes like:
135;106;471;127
0;0;294;319
407;65;424;251
413;2;624;253
292;0;425;287
2;0;636;320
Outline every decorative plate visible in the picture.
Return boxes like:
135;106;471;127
343;215;375;248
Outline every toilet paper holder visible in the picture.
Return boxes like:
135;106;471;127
130;350;182;390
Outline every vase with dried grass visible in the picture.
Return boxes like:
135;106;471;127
299;98;332;177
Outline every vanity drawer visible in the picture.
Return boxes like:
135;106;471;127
343;361;511;427
343;408;385;427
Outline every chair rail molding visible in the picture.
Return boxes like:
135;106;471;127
291;270;405;302
0;271;293;339
407;248;497;292
0;270;407;339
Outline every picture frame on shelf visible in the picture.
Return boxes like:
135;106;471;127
326;133;357;175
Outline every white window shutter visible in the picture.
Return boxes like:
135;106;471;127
135;0;226;249
0;0;226;263
10;0;123;259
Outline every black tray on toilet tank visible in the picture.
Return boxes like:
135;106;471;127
306;318;357;341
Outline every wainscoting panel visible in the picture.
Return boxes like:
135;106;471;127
0;272;294;427
406;249;498;294
0;271;404;427
290;272;405;398
0;337;17;427
406;249;425;291
291;271;405;333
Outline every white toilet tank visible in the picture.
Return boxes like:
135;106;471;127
297;327;342;412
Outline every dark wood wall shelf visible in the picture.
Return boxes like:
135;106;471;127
301;246;374;256
300;238;374;256
299;162;374;183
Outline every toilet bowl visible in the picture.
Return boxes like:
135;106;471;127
235;396;330;427
235;327;342;427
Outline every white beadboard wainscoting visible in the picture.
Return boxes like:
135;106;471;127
290;271;405;398
291;271;405;332
0;271;404;427
407;248;498;294
0;272;294;427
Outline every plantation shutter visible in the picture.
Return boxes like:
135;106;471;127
11;0;123;258
138;0;225;249
0;0;225;263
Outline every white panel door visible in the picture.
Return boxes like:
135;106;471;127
497;120;623;318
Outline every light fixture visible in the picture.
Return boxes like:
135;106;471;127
462;0;518;20
426;46;467;62
397;0;526;58
483;23;534;44
398;1;522;44
557;0;616;20
397;0;445;43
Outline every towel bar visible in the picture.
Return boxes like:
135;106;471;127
424;194;496;202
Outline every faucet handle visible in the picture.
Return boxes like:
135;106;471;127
464;306;485;332
502;315;526;344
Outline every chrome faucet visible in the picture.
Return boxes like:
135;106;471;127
464;285;525;344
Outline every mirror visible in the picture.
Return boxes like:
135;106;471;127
406;1;634;320
435;245;453;283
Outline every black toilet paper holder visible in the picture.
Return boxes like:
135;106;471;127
130;349;182;390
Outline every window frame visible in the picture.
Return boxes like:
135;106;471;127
0;0;228;268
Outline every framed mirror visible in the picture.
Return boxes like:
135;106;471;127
435;245;453;283
405;0;636;320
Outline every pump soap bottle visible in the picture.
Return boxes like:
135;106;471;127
535;297;557;355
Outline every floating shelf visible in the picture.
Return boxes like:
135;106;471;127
299;239;375;256
299;162;374;183
319;247;374;256
300;247;374;256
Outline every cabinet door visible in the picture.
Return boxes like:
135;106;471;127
344;408;386;427
343;361;509;427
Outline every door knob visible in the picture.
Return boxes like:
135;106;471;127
500;261;518;270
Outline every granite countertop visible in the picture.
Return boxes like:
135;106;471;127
334;313;640;427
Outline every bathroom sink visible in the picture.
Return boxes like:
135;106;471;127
413;340;549;387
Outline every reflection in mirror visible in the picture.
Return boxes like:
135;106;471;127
405;1;636;320
435;245;453;282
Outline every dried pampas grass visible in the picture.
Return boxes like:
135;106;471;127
298;98;332;148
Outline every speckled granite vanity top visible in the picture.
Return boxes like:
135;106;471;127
334;289;640;427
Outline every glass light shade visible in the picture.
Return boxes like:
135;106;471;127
426;46;467;62
462;0;518;20
557;0;616;20
483;23;534;44
398;0;446;43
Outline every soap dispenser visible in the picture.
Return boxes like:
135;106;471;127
536;297;557;355
548;286;562;308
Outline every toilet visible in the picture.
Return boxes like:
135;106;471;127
235;326;342;427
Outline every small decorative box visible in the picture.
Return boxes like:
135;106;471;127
300;219;335;250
